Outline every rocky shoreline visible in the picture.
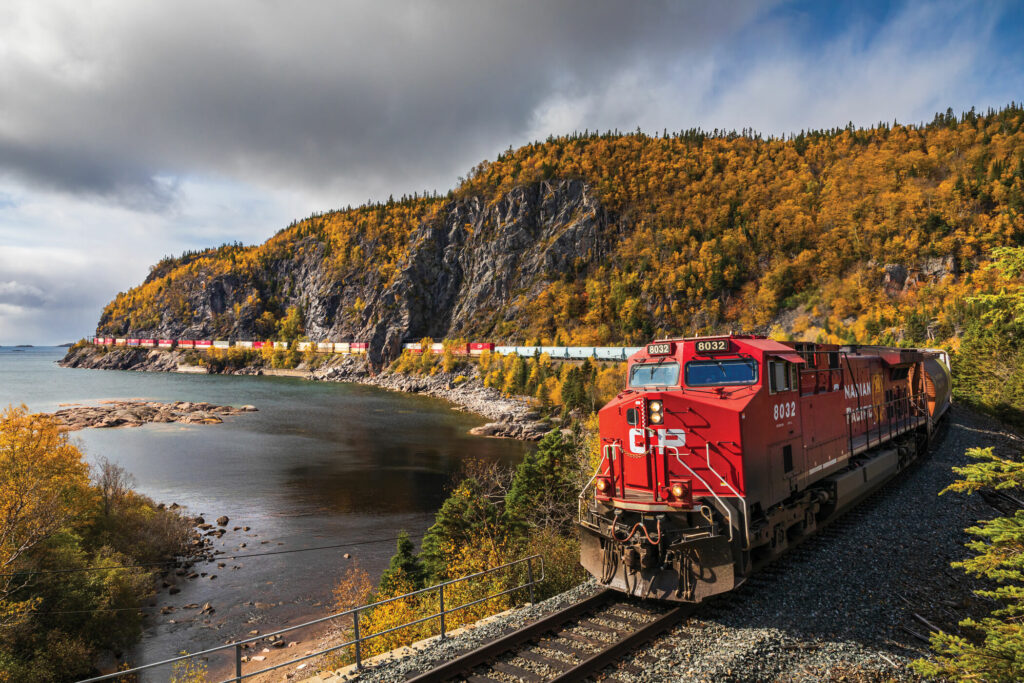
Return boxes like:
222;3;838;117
52;400;257;431
311;358;555;440
60;346;553;441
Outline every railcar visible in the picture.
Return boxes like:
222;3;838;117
578;334;951;602
469;343;495;356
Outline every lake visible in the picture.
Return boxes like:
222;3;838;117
0;346;529;677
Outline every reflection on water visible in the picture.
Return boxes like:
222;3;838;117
0;348;530;675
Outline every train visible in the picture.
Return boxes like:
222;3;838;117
577;334;951;602
91;338;482;356
87;338;649;360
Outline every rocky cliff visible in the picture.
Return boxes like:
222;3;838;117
99;179;615;365
95;109;1024;358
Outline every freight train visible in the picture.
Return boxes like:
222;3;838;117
578;334;951;602
90;338;488;356
88;337;647;360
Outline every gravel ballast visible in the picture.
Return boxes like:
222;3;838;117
311;406;1020;682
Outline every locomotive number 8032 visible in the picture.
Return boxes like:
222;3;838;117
578;334;950;602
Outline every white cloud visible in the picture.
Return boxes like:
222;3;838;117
0;1;1020;343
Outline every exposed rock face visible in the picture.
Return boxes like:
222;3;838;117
95;179;617;366
61;345;190;372
51;400;256;431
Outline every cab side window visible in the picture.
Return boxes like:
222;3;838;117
768;360;794;394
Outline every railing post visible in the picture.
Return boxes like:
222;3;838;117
235;643;243;682
527;558;536;605
353;608;362;670
438;585;446;640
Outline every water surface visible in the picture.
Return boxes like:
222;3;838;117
0;347;529;676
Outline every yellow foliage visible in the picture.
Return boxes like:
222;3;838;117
103;107;1024;347
0;405;91;619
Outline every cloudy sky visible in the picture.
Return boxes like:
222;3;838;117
1;0;1022;344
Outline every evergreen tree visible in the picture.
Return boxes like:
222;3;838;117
560;367;587;417
377;530;426;594
419;479;506;581
505;429;579;533
914;447;1024;680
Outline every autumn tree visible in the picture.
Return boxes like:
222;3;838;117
0;406;91;624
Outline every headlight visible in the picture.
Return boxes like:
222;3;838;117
671;482;685;498
596;478;608;492
648;399;663;424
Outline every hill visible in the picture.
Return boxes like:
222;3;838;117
98;105;1024;363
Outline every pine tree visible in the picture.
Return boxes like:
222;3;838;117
377;530;426;594
913;447;1024;680
505;430;579;533
419;479;506;581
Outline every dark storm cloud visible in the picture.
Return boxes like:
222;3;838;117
0;1;769;206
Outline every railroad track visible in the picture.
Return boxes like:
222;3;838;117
407;588;692;682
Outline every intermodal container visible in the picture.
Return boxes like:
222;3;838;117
469;342;495;356
212;340;230;349
127;338;141;347
158;339;175;348
333;342;350;354
236;341;254;349
351;342;368;354
178;340;195;349
317;342;335;353
140;339;157;348
448;342;470;356
403;343;422;354
103;337;114;345
115;339;127;346
297;341;312;351
195;340;213;349
273;341;289;350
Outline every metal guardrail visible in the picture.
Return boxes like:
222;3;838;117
76;554;544;683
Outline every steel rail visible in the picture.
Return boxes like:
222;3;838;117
407;589;692;682
406;589;616;682
547;604;691;682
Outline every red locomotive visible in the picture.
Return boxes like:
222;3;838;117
578;335;951;602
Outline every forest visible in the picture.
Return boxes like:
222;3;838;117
97;105;1024;353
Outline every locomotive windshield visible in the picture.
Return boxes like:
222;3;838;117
685;359;759;386
629;362;680;388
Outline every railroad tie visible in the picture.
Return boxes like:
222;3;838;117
518;649;572;671
490;660;544;682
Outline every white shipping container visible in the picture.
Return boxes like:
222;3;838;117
297;341;312;351
213;340;230;349
273;341;289;350
236;340;254;348
318;342;335;353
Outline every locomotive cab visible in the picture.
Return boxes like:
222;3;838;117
579;334;947;602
